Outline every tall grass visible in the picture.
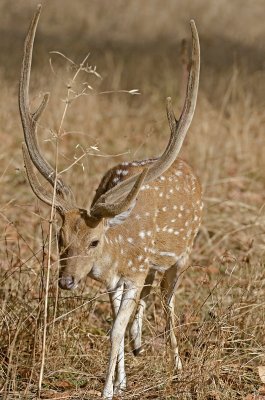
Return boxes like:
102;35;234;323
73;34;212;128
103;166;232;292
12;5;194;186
0;1;265;399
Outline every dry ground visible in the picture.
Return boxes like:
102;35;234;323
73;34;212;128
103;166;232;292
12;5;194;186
0;1;265;399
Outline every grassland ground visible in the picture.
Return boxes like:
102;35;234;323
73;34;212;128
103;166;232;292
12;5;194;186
0;1;265;399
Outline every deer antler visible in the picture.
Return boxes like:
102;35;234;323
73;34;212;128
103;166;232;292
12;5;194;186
22;144;72;215
19;5;74;209
21;6;199;226
92;19;200;210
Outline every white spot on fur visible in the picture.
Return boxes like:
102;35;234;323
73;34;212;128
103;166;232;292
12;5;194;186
187;229;192;238
139;231;145;239
149;248;156;254
159;251;177;257
127;237;134;243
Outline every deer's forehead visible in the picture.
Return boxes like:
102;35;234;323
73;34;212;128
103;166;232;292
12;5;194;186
63;213;81;227
60;221;92;246
62;213;102;236
61;214;86;236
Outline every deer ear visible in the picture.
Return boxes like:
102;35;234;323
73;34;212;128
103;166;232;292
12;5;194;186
107;200;136;228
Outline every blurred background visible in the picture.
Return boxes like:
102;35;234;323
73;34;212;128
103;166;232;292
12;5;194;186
0;1;265;398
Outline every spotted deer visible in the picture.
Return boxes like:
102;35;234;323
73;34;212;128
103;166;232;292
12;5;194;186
20;5;202;399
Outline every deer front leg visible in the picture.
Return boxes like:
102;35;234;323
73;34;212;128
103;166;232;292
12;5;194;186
103;284;138;399
130;270;156;355
108;284;126;394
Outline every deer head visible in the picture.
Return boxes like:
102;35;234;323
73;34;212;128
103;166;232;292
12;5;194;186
19;5;200;291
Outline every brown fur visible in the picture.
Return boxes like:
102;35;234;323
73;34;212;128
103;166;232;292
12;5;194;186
59;157;202;289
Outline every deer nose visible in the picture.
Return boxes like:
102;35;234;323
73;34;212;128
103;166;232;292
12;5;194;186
59;276;75;290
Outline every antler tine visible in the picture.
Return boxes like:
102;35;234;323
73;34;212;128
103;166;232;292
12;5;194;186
166;19;200;148
22;144;70;216
92;19;200;207
19;4;74;202
32;92;50;122
90;168;148;220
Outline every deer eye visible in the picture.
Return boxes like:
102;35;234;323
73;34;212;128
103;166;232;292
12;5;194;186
89;240;99;248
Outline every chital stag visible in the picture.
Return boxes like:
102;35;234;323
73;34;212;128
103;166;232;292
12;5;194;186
19;5;202;399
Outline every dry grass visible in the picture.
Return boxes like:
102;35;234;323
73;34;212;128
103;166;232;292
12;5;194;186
1;1;265;399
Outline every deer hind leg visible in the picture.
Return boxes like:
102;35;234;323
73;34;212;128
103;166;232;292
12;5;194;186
130;269;156;356
103;283;139;399
160;255;188;371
